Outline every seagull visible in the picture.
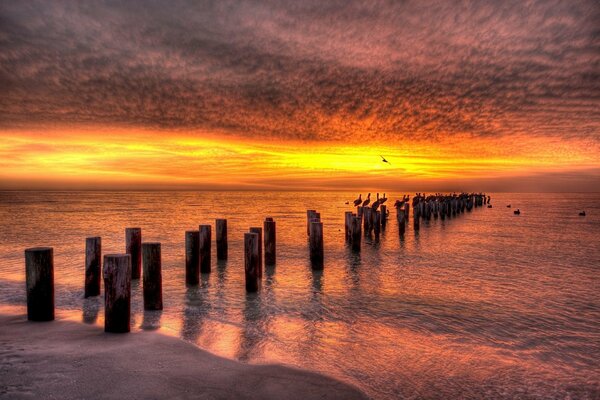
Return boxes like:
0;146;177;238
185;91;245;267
380;155;391;165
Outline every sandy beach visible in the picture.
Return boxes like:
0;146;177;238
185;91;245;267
0;314;366;399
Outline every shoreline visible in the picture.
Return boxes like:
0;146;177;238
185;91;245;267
0;313;367;399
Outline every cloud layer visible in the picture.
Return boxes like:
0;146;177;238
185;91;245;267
1;0;599;143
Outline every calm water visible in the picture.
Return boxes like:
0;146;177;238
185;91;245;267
0;191;599;399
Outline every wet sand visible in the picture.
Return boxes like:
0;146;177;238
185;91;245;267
0;314;366;399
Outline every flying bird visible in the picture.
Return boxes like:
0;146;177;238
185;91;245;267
380;155;391;165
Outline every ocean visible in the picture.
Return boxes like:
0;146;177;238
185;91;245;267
0;191;598;399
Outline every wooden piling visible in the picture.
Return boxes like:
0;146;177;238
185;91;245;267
25;247;54;321
351;216;361;251
125;227;142;279
307;210;316;235
103;254;131;333
404;203;410;222
216;219;228;260
244;232;260;292
264;218;276;266
199;225;211;274
363;207;372;233
397;209;406;236
345;211;353;240
85;237;101;298
250;227;263;278
309;221;324;268
374;210;381;235
413;206;420;231
142;242;162;311
381;205;387;228
185;230;199;285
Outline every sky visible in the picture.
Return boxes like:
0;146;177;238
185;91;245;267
0;0;599;191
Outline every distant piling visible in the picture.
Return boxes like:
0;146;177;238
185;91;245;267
216;219;228;260
84;237;101;298
25;247;54;321
142;242;162;311
309;221;324;268
125;227;142;279
250;227;263;278
380;205;387;228
264;217;276;265
307;210;316;235
351;216;361;251
345;211;353;240
397;208;406;236
103;254;131;333
244;232;260;292
199;225;211;274
413;207;420;231
185;230;200;285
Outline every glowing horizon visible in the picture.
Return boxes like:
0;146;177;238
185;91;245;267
1;1;598;191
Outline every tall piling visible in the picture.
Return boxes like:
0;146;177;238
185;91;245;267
103;254;131;333
345;211;353;240
85;237;101;298
142;242;162;311
413;206;420;231
199;225;211;274
264;217;276;266
307;210;316;235
216;219;228;260
351;216;361;251
363;207;372;234
309;221;324;268
185;230;200;285
397;209;406;236
374;210;381;235
125;227;142;279
25;247;54;321
381;205;387;228
250;227;263;278
244;232;259;292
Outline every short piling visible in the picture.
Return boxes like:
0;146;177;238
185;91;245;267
307;210;316;235
199;225;211;274
250;227;263;278
244;232;260;292
309;221;324;268
216;219;228;260
125;227;142;279
142;242;162;311
25;247;54;321
264;218;276;265
185;230;200;285
85;237;101;298
103;254;131;333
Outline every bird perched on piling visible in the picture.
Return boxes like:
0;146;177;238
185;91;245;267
362;193;371;207
372;193;381;211
514;209;520;215
380;193;388;204
353;194;362;207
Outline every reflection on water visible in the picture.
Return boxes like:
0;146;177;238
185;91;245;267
1;191;599;399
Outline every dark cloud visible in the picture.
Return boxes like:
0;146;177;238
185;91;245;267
0;0;598;142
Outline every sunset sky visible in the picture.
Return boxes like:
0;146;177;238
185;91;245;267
1;0;599;191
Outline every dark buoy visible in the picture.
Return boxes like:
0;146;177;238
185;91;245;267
579;211;586;216
514;209;520;215
487;204;492;208
507;204;511;208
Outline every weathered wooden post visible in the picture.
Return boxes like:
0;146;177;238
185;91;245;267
25;247;54;321
185;230;199;285
351;216;361;251
309;221;324;268
381;205;387;228
244;232;259;292
125;227;142;279
345;211;353;240
250;227;263;278
199;225;211;274
85;237;101;298
404;203;410;222
413;206;420;231
264;217;276;265
306;210;316;235
363;207;372;234
357;206;364;221
216;219;228;260
374;210;381;235
103;254;131;333
142;243;162;310
397;209;406;236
